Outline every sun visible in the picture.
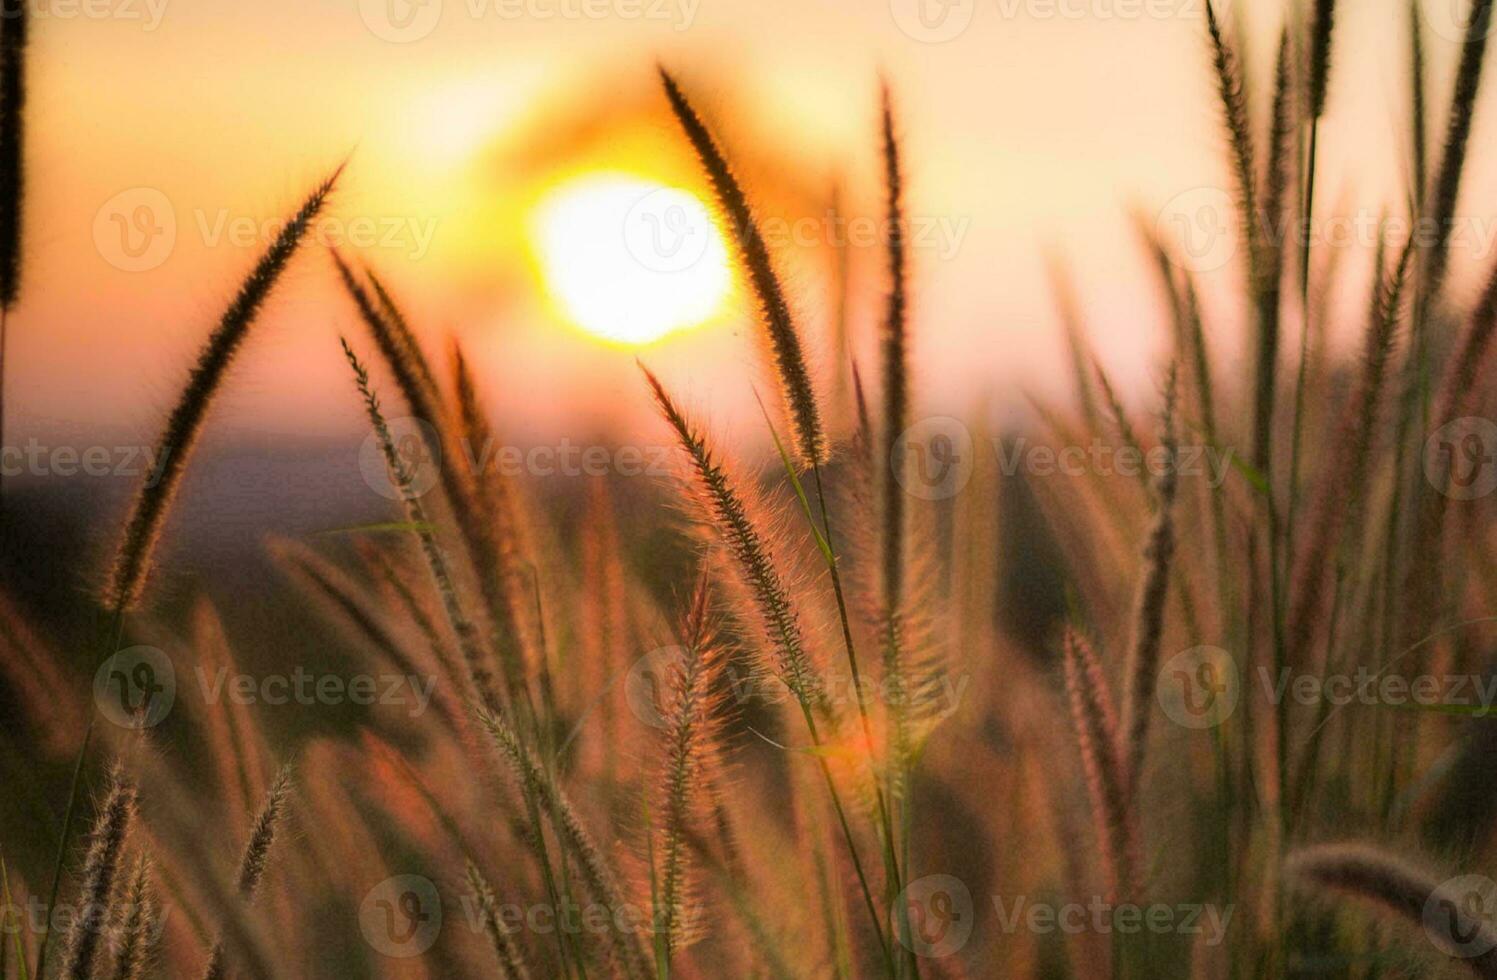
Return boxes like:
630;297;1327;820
531;174;733;345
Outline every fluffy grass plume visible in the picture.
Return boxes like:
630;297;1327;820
1090;357;1146;482
101;165;342;611
641;364;826;713
331;252;446;432
1287;843;1497;978
1264;30;1294;263
877;79;913;772
878;77;909;612
0;0;26;493
451;339;534;688
341;338;502;713
201;765;293;980
479;709;653;980
1119;367;1179;799
334;254;526;699
642;365;896;969
0;0;24;310
1290;236;1413;653
59;763;136;980
1410;0;1428;200
1203;0;1271;467
658;67;825;465
366;265;440;404
111;854;157;980
1061;628;1139;904
466;861;533;980
1203;0;1257;233
1433;252;1497;430
653;576;729;961
1258;28;1294;472
1307;0;1337;119
1398;255;1497;653
1420;0;1494;306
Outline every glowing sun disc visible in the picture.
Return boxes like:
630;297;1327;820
532;175;732;345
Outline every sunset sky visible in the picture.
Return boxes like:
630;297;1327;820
11;0;1497;450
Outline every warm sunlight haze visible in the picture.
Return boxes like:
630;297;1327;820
532;174;732;345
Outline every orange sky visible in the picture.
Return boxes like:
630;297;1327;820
10;0;1497;450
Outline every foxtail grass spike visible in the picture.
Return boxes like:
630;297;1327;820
1091;358;1146;484
1307;0;1338;120
1061;629;1139;904
1119;367;1179;800
658;67;824;464
466;862;532;980
365;265;440;403
1255;29;1294;470
0;0;27;506
1400;256;1497;646
1264;31;1294;243
0;0;25;310
641;364;826;711
1410;1;1428;203
111;854;155;980
331;251;446;432
1263;30;1294;265
1290;236;1413;653
656;576;726;960
450;339;533;690
1421;0;1494;306
202;766;293;980
1204;0;1257;229
1287;843;1497;978
102;165;342;611
334;253;523;699
878;79;913;770
233;766;290;897
341;338;503;713
60;763;136;980
480;709;653;980
641;364;896;971
1434;251;1497;430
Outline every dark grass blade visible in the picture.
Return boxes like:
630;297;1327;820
0;0;26;512
0;0;25;310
